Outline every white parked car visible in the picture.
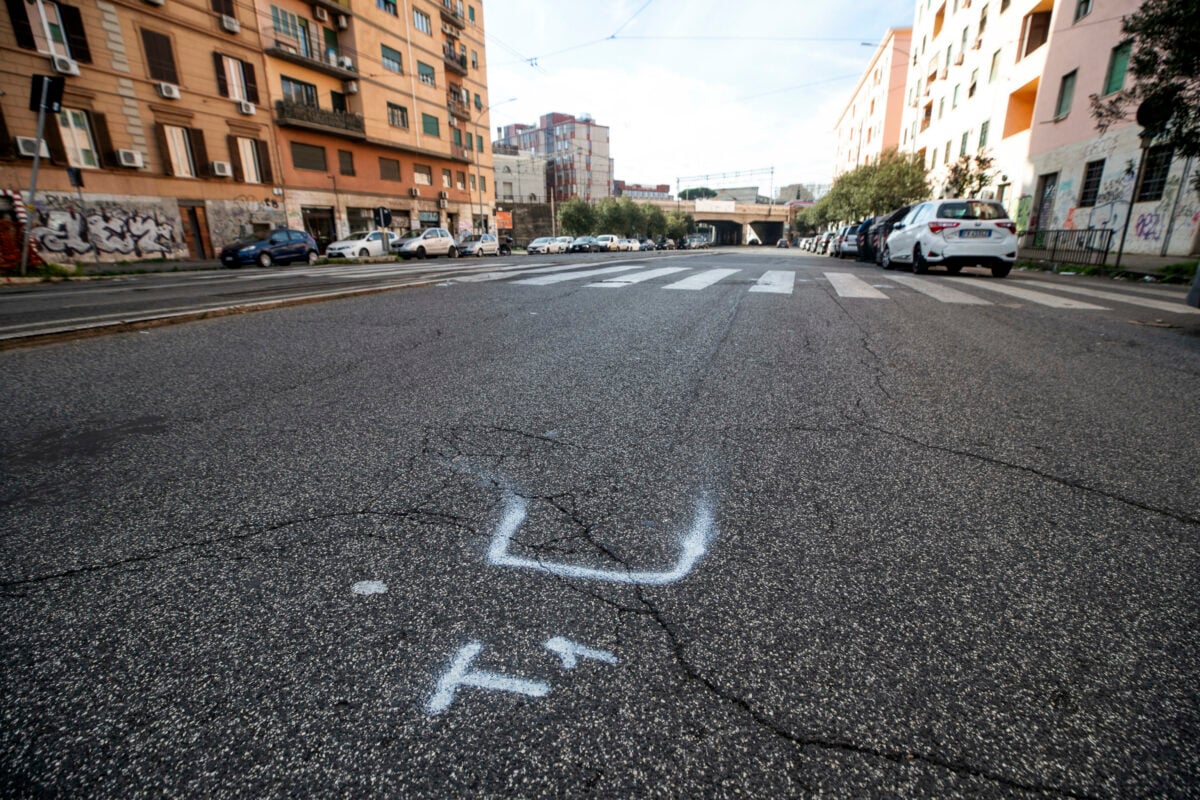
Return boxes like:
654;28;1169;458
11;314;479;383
552;236;573;253
392;227;458;259
594;234;620;251
526;236;554;254
882;199;1017;278
459;233;500;257
325;230;398;258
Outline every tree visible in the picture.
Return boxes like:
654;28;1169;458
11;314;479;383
679;187;717;200
558;197;594;236
616;197;644;236
806;150;928;226
944;150;996;198
1090;0;1200;189
665;211;693;240
643;204;668;238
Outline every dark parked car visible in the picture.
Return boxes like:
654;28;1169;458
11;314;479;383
871;205;914;268
220;228;319;268
656;237;675;250
569;236;600;253
855;218;880;262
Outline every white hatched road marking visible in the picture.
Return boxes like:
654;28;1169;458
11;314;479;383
1008;279;1200;314
943;278;1108;309
748;270;795;294
588;267;691;287
825;272;888;299
513;265;644;285
457;264;585;282
664;269;741;290
884;274;993;305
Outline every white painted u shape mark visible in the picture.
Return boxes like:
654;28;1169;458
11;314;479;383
486;494;716;585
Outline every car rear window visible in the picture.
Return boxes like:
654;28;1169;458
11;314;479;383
937;201;1009;221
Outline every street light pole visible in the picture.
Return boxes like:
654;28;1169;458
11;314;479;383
471;96;517;235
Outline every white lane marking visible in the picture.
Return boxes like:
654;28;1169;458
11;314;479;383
513;265;644;285
543;637;619;670
587;267;691;287
884;273;993;305
944;278;1108;309
351;580;387;595
455;264;585;282
748;270;795;294
664;268;741;290
825;272;889;299
427;642;550;715
487;494;716;585
1009;280;1200;314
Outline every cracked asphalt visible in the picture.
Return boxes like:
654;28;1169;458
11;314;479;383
2;252;1198;797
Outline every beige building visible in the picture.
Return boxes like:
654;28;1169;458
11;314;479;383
833;28;912;177
492;144;547;204
0;0;493;264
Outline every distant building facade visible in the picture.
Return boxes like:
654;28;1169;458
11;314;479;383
613;180;670;200
834;27;912;177
493;144;547;204
495;112;612;202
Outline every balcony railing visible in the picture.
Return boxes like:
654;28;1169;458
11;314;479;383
275;99;365;138
450;144;470;161
266;35;357;79
443;44;468;75
439;2;465;28
447;94;471;120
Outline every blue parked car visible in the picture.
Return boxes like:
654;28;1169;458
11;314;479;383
220;228;319;268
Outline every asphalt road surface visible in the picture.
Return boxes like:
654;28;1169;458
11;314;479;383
2;250;1198;797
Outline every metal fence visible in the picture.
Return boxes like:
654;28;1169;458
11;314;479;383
1018;228;1114;267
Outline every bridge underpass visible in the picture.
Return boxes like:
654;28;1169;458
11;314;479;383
650;198;793;246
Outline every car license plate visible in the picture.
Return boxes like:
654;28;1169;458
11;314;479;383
960;230;991;238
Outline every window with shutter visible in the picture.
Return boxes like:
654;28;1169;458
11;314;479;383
141;29;179;84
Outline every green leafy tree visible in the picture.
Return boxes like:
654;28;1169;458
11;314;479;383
616;197;644;237
679;187;718;200
1090;0;1200;191
558;197;595;236
642;204;668;238
944;150;996;198
824;149;929;222
593;198;622;234
665;211;693;240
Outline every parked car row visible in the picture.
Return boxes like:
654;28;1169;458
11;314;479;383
795;198;1017;278
530;235;685;254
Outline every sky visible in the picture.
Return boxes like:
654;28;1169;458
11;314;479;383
480;0;917;195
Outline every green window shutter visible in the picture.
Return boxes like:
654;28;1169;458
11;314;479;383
1105;42;1131;95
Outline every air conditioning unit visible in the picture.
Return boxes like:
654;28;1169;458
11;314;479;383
117;149;144;168
437;199;447;209
313;5;328;21
448;116;458;127
15;137;49;158
157;82;181;99
953;53;964;66
237;100;255;115
343;80;358;94
211;160;233;177
336;14;348;29
220;14;240;33
337;56;353;70
438;191;448;199
409;187;419;197
51;55;80;76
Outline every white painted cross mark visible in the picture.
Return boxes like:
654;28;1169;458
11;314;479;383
544;637;619;670
512;265;643;285
664;268;740;290
748;270;795;294
587;267;691;287
487;494;716;585
825;272;889;299
884;273;993;305
427;642;550;715
943;277;1108;309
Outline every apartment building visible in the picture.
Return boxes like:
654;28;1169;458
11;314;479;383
613;181;670;201
495;112;612;203
0;0;492;264
492;143;546;204
1024;0;1198;257
832;27;912;177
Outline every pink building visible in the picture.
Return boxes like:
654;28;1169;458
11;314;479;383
834;28;912;177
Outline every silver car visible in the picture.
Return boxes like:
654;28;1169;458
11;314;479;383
393;227;458;260
459;233;499;257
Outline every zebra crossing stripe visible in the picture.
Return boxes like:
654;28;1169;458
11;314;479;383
1008;280;1200;314
458;264;583;282
664;269;740;290
513;265;644;285
885;274;993;304
588;267;691;287
944;278;1107;309
825;272;888;299
748;270;795;294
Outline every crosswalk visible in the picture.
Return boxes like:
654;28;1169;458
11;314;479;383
489;262;1200;314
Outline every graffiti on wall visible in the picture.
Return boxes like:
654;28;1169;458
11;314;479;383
206;194;286;249
1016;195;1032;232
31;195;182;258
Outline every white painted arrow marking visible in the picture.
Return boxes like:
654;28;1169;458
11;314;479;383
544;637;619;670
487;494;716;585
427;642;550;715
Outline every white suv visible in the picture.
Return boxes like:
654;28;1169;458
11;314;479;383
882;199;1017;278
594;234;620;251
393;227;458;260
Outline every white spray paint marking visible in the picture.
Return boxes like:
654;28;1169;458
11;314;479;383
748;270;795;294
587;267;691;287
544;637;619;670
663;268;740;290
943;278;1108;309
427;642;550;715
825;272;889;299
883;273;993;305
513;265;644;285
487;494;716;585
351;580;388;595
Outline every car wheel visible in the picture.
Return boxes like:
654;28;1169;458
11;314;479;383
991;263;1012;278
258;251;273;268
307;250;319;265
447;246;458;259
359;248;370;257
477;249;484;257
912;246;929;274
881;247;893;270
417;247;426;259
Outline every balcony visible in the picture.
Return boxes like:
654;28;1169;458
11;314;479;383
443;44;468;75
275;99;365;139
451;144;471;161
447;92;471;121
439;2;465;28
267;35;357;79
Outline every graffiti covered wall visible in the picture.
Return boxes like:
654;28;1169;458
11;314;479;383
206;194;287;248
30;193;185;262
